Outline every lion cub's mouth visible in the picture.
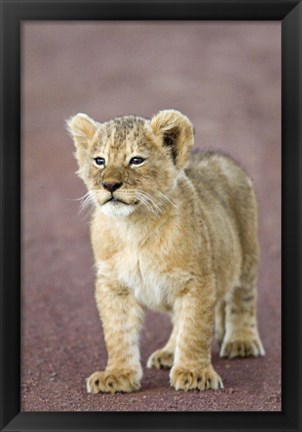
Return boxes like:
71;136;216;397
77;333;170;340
104;197;126;205
99;194;138;217
104;196;138;206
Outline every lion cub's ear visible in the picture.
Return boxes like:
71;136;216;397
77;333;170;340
67;113;97;149
150;110;194;169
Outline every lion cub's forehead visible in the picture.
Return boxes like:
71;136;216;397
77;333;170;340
94;115;153;154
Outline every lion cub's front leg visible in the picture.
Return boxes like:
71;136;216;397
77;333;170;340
170;278;223;391
87;281;144;394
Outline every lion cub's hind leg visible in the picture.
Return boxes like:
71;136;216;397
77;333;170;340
220;255;265;359
147;315;177;369
215;299;226;346
220;179;265;359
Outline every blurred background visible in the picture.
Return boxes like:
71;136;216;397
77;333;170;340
21;22;281;411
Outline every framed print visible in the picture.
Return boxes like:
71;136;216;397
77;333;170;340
0;1;301;432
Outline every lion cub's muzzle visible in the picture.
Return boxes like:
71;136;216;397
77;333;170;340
102;181;133;206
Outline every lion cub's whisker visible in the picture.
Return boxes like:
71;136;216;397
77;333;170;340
139;191;162;212
135;192;158;215
78;191;95;216
66;191;91;202
136;191;162;215
157;191;177;208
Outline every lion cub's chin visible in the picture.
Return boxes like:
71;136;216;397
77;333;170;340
100;200;136;217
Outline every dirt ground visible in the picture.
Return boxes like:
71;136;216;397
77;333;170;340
21;22;281;411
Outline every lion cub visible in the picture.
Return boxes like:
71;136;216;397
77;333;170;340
67;109;264;393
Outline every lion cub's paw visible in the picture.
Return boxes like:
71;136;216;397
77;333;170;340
220;333;265;358
147;349;174;369
86;370;141;394
170;365;223;391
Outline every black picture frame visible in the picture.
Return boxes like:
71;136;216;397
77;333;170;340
0;1;301;431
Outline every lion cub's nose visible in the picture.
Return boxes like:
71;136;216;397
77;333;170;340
102;182;123;193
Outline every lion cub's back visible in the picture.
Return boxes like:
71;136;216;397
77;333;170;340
185;151;254;207
185;150;258;293
185;150;258;257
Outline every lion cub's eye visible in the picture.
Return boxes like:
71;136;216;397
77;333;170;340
129;157;145;166
94;157;105;167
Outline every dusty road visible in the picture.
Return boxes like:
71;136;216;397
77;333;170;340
21;22;281;411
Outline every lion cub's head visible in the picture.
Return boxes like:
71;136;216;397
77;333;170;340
67;110;194;217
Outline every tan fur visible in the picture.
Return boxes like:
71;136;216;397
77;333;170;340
67;110;264;394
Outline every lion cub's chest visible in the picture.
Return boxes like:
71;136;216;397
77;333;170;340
115;248;173;311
